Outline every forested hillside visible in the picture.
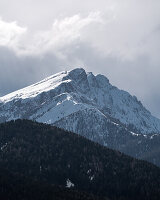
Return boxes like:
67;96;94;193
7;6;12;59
0;167;102;200
0;120;160;200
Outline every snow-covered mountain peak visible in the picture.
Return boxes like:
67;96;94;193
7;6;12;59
0;67;160;134
0;70;70;103
0;68;111;104
0;68;89;103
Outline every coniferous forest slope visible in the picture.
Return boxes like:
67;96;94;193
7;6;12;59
0;167;103;200
0;120;160;200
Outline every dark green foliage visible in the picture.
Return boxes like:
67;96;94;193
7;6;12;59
0;167;101;200
0;119;160;200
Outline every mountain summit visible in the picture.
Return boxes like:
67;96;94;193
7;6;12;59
1;68;160;135
1;68;160;166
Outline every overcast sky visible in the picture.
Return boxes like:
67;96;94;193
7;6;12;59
0;0;160;118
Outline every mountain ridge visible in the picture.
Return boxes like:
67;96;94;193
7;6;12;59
1;68;160;166
1;68;160;134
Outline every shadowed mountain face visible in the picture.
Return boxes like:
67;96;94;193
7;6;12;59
0;68;160;166
0;120;160;200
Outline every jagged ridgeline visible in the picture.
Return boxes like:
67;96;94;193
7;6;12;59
0;120;160;200
1;68;160;134
0;68;160;167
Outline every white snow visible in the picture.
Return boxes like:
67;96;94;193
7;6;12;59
150;134;158;139
37;96;88;124
0;71;70;103
130;131;139;136
66;179;74;188
90;175;94;181
1;143;8;151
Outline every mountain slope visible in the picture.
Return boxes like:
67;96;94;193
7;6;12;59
1;68;160;166
0;119;160;200
0;167;102;200
1;68;160;134
54;108;160;166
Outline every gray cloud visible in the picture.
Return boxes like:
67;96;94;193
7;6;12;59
0;0;160;118
0;47;66;95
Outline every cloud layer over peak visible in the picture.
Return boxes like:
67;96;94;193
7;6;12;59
0;0;160;118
